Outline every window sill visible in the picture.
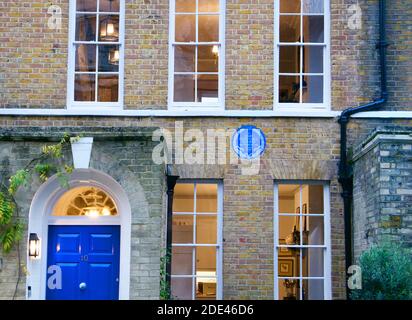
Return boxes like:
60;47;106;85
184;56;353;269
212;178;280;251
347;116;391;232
0;109;411;118
0;108;339;118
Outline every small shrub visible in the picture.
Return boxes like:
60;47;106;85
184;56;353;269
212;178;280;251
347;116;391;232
350;243;412;300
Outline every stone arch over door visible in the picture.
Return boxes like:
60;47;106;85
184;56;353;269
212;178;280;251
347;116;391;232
26;168;132;300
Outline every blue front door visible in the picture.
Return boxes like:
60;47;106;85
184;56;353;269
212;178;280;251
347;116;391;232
46;225;120;300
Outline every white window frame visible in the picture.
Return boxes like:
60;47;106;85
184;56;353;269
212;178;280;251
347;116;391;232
168;0;226;111
67;0;125;111
274;0;331;111
273;180;332;300
171;180;223;300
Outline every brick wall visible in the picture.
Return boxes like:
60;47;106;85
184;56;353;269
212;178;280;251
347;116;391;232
1;0;410;111
352;128;412;260
0;119;347;299
0;128;165;300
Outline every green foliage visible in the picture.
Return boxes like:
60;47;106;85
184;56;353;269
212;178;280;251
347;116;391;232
0;134;78;255
8;170;29;195
0;193;14;225
34;164;55;182
160;250;172;300
0;222;23;253
351;243;412;300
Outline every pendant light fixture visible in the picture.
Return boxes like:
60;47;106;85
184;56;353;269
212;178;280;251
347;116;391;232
109;47;120;65
100;0;118;41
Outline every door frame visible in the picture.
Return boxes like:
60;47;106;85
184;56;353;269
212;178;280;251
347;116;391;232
26;169;132;300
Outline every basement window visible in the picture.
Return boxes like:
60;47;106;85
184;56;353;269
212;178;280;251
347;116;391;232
275;0;330;110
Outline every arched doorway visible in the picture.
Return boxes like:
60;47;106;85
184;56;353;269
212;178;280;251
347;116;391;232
26;169;131;300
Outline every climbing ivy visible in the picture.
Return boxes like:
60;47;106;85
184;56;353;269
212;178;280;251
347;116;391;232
0;134;79;254
160;249;172;300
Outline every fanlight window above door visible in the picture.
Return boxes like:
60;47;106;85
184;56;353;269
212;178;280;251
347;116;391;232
52;186;118;217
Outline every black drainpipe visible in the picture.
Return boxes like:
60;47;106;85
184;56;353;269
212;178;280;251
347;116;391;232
166;166;179;298
338;0;388;299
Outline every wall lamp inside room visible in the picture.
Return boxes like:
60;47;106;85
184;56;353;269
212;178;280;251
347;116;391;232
29;233;40;259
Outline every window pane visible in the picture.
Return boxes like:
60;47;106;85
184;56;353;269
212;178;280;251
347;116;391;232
278;184;300;213
302;248;324;277
173;215;194;244
175;45;195;72
279;46;300;73
280;0;300;13
99;15;119;41
279;215;300;245
75;44;96;72
196;215;217;244
199;0;219;13
197;74;218;103
176;0;196;13
303;46;323;73
99;0;120;12
74;74;96;101
302;75;323;103
172;247;193;275
198;45;219;72
303;16;324;43
173;184;195;212
307;185;324;214
171;277;193;300
279;279;300;300
279;15;300;42
98;45;120;72
279;75;300;103
198;15;219;42
278;249;301;275
302;0;324;13
175;15;196;42
98;74;118;102
76;0;97;12
196;247;216;272
174;75;195;102
196;184;218;213
75;14;97;41
302;216;324;245
196;276;217;300
302;279;324;300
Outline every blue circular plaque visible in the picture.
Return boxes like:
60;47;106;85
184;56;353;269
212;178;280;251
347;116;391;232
232;125;266;160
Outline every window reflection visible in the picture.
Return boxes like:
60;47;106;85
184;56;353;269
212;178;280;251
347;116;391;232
75;14;96;41
75;74;95;101
278;0;325;104
73;1;121;103
171;183;219;300
277;183;327;300
173;1;220;104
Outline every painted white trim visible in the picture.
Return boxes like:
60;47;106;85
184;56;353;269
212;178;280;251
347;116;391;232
1;109;411;118
170;180;223;300
168;0;225;110
67;0;125;109
351;111;412;119
273;181;332;300
0;108;341;117
26;169;132;300
273;0;331;110
70;137;93;169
